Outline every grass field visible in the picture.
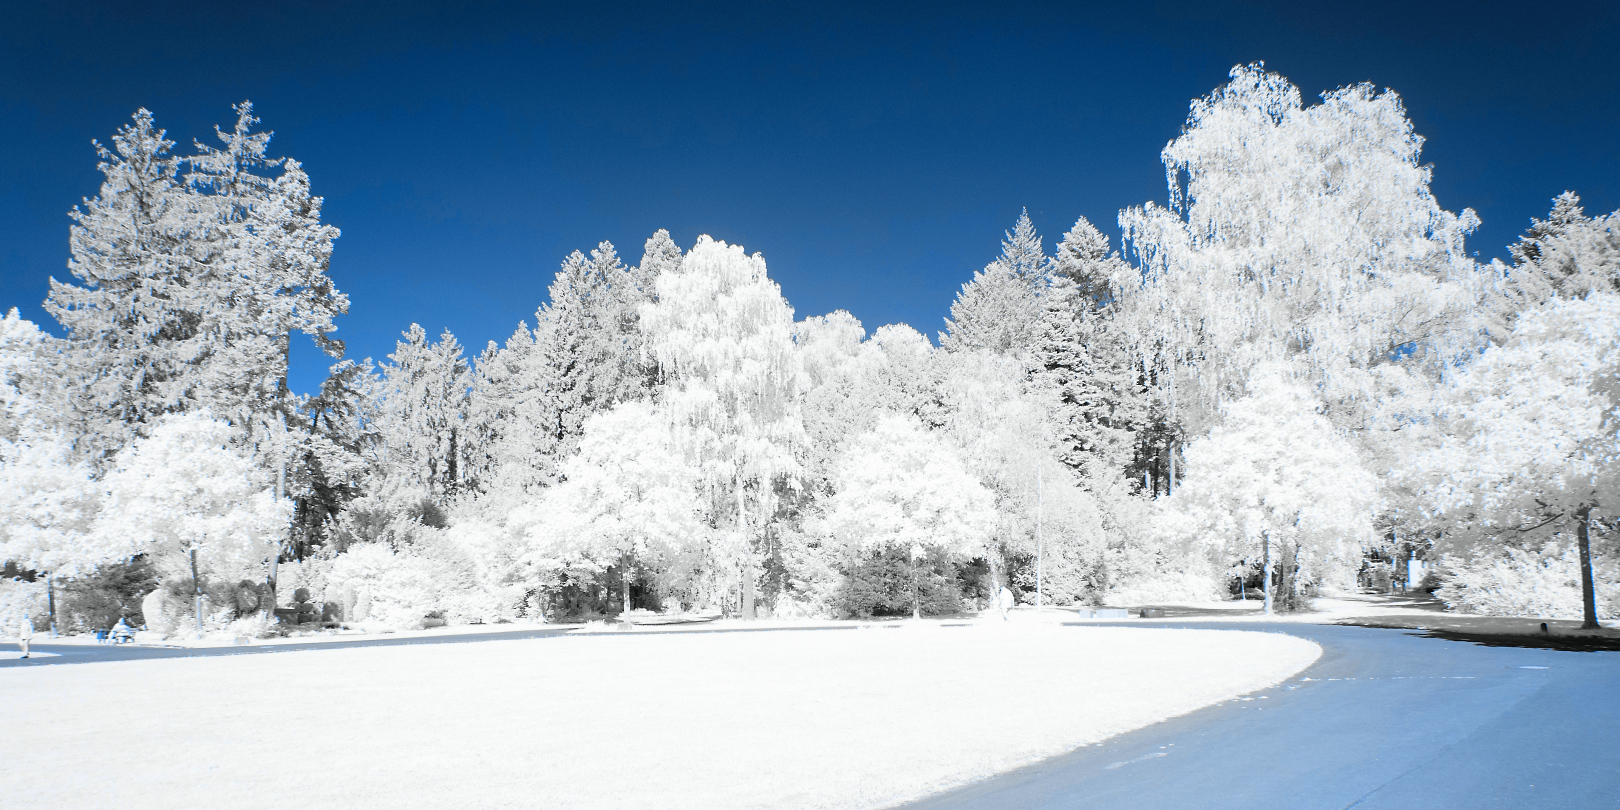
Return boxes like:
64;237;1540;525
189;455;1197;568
0;622;1319;809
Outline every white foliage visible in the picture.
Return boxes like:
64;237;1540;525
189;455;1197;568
100;411;291;588
940;210;1046;356
823;414;996;561
366;324;469;499
1436;542;1619;620
1404;293;1620;544
0;432;111;580
1115;63;1490;429
517;401;709;590
1171;365;1379;594
640;235;806;610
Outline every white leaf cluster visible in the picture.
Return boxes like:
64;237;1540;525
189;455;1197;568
1115;63;1490;428
823;414;996;561
1171;364;1379;591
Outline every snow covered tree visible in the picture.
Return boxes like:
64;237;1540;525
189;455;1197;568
1171;365;1379;613
100;412;291;635
46;105;345;460
795;310;869;497
0;310;61;446
1113;64;1490;434
1501;192;1620;311
940;210;1047;356
823;414;996;618
641;235;806;618
45;109;202;455
184;103;346;433
367;325;470;503
1034;218;1146;482
856;324;936;419
538;242;654;465
517;401;708;615
0;434;112;583
1402;293;1620;628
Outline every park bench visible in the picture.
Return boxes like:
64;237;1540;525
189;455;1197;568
94;626;136;644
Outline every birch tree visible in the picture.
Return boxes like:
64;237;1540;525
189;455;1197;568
641;235;806;618
1113;63;1489;433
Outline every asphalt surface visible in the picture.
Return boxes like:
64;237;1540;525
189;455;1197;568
902;621;1620;810
0;625;576;666
6;619;1617;808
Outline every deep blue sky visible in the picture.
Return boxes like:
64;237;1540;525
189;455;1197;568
2;1;1616;395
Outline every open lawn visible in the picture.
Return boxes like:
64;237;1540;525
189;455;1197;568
0;623;1318;810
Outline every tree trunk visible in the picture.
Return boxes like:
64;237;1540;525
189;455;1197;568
46;576;57;638
1168;441;1176;497
742;560;756;620
1261;534;1273;616
1577;505;1599;630
738;477;756;620
912;554;921;620
1278;541;1294;612
191;547;204;639
621;554;633;616
263;423;288;625
847;545;859;619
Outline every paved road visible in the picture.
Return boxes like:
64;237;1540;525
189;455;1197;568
903;622;1620;810
7;619;1616;808
0;625;576;666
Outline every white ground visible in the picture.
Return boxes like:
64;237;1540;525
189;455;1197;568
0;622;1318;810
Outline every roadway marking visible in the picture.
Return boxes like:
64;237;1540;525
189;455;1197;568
1104;752;1168;770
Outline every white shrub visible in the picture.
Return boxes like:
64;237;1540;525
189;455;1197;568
1438;542;1618;620
0;577;49;634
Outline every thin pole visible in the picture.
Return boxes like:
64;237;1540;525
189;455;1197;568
1036;460;1043;611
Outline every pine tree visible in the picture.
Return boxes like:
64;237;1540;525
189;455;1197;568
1035;218;1146;483
46;104;346;477
368;325;470;503
529;241;655;477
45;110;202;456
940;210;1046;356
1504;192;1620;307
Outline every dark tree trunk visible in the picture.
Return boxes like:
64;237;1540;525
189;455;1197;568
1261;534;1273;616
1577;505;1599;631
911;555;921;620
190;547;204;638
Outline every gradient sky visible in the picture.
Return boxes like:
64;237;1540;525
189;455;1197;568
2;1;1616;394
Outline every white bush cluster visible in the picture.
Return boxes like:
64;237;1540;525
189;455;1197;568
1438;542;1619;620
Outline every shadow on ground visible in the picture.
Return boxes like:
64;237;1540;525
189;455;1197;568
1339;613;1620;652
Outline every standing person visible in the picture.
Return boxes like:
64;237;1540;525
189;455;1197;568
17;613;33;659
997;585;1015;621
